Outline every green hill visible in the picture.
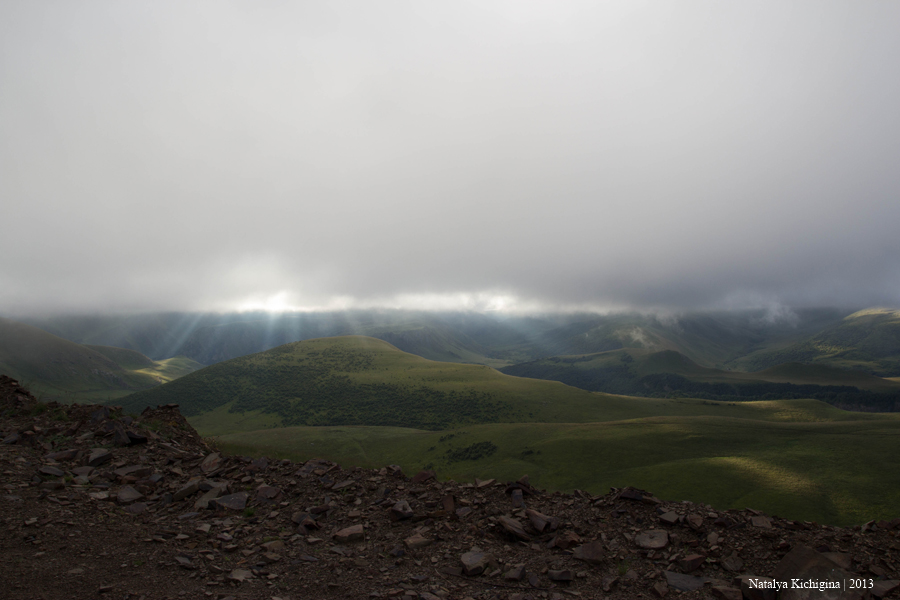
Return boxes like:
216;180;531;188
119;335;639;429
85;344;155;370
500;347;900;410
0;317;202;402
124;335;894;431
732;308;900;375
111;333;900;526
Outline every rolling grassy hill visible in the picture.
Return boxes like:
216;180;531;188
500;347;900;410
121;336;890;428
0;317;202;402
211;415;900;527
116;333;900;525
119;336;698;428
731;308;900;375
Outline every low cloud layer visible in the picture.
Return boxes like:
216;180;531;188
2;2;899;316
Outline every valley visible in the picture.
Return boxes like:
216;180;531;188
4;308;900;527
0;316;203;403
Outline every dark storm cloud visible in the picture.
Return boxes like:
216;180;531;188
2;1;899;315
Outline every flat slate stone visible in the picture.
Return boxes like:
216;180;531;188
404;534;433;549
114;465;151;478
126;431;148;445
711;586;742;600
461;551;493;576
497;515;530;540
551;531;581;550
124;502;148;514
525;509;558;533
200;453;222;473
255;485;282;504
872;580;900;599
664;571;705;592
750;515;772;529
659;511;680;525
211;492;249;511
195;484;227;510
720;552;744;572
635;530;669;549
410;470;435;484
772;545;864;600
174;480;201;501
678;554;705;572
46;450;78;461
117;486;144;505
334;524;365;543
573;540;605;565
87;449;113;467
504;564;526;581
391;500;414;521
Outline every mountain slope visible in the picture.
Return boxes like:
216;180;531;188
0;317;201;401
731;308;900;375
500;347;900;410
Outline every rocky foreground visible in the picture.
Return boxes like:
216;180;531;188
2;375;900;600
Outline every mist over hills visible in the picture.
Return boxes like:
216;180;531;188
6;305;900;414
19;306;864;369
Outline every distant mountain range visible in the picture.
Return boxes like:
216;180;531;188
500;347;900;412
4;306;900;406
21;306;896;371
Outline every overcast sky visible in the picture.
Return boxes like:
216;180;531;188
2;1;899;316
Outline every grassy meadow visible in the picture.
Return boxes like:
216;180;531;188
207;416;900;527
193;395;900;526
112;334;900;526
